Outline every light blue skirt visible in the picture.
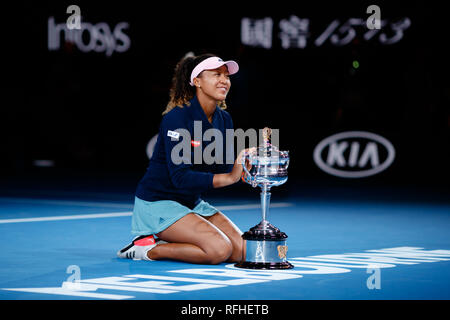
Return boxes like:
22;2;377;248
131;197;219;236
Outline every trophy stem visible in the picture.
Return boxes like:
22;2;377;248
260;184;271;225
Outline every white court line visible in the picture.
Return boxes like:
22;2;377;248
2;287;133;300
0;202;293;224
0;197;133;209
0;212;134;224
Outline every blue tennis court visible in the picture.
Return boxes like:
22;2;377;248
1;177;449;300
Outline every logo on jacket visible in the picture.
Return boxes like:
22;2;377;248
167;130;180;140
191;140;201;147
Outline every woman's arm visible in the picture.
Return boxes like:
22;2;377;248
212;148;253;188
162;113;215;192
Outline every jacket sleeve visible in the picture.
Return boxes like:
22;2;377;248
213;114;234;174
161;113;214;192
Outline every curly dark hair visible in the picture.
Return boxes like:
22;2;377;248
163;53;227;115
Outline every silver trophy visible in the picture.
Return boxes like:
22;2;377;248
235;128;293;269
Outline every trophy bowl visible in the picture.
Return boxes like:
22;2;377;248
244;147;289;188
235;128;294;270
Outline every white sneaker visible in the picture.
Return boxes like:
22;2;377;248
117;235;165;261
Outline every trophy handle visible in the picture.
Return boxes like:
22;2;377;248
241;152;257;187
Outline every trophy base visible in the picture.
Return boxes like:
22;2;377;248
235;221;294;270
235;261;294;270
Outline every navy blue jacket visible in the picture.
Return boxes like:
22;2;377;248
136;96;234;209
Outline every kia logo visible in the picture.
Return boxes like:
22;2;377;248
313;131;395;178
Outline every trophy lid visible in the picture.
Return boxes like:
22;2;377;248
248;127;289;164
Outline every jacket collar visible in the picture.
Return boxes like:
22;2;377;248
189;95;218;128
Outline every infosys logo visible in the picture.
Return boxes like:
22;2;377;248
313;131;395;178
48;17;130;56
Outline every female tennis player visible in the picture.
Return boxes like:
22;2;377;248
117;53;251;264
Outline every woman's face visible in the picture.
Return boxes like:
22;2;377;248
195;65;231;101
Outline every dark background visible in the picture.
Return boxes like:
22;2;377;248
1;1;449;199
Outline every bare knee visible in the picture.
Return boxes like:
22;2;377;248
204;237;233;265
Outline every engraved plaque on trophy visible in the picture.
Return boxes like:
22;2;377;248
235;128;293;269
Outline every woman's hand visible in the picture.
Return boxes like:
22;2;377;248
236;148;252;166
238;148;254;184
213;147;255;188
231;147;255;183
